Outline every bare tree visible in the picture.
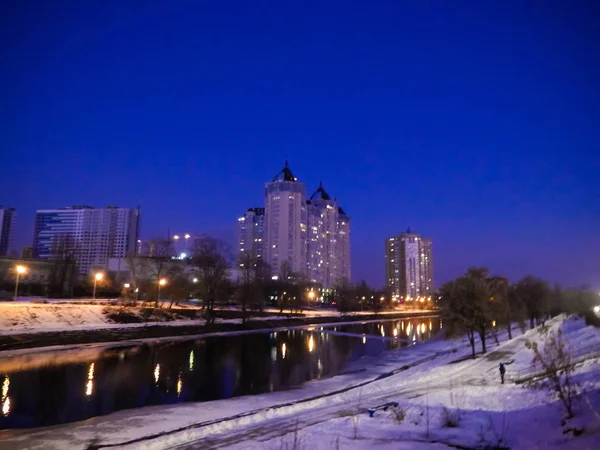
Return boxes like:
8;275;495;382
139;238;177;307
48;234;79;297
526;328;577;418
238;253;258;323
334;278;357;313
191;235;231;325
488;276;510;340
514;275;550;329
237;258;270;315
125;251;145;299
164;268;192;308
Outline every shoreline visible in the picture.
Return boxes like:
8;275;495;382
0;309;438;353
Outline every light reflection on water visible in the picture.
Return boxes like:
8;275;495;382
0;316;440;429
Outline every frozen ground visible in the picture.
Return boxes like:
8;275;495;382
0;301;428;336
1;315;599;450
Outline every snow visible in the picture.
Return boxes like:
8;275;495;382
0;301;431;336
1;315;599;450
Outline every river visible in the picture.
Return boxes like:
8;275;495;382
0;315;440;429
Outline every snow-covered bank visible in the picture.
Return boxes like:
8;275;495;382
2;316;597;450
0;301;433;336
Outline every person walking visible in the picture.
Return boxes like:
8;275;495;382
499;363;506;384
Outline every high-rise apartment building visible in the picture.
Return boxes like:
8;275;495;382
264;162;307;278
385;230;433;301
33;206;140;275
306;183;351;287
256;162;351;287
0;207;16;256
237;207;265;264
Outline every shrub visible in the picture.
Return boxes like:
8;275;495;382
525;328;577;418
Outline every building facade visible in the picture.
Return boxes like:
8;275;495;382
306;183;351;288
0;207;16;257
264;162;307;278
237;207;265;265
385;230;433;301
33;206;140;275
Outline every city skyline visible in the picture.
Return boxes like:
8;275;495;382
2;2;598;290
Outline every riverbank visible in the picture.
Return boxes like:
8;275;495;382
1;315;598;449
0;301;437;352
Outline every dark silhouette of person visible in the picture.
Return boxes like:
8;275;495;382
499;363;506;384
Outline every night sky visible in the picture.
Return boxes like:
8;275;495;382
1;1;599;289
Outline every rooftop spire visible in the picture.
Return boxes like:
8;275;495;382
310;182;331;201
272;161;297;182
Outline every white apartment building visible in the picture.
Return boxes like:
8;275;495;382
237;207;265;265
307;183;351;288
33;206;140;275
385;230;433;300
264;162;307;278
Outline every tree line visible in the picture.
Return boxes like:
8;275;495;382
439;267;598;358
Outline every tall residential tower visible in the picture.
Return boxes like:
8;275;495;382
264;162;307;278
306;183;351;287
385;229;433;301
237;207;265;264
33;206;140;275
0;207;16;256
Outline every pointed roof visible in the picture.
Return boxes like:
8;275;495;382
310;181;332;200
272;160;297;182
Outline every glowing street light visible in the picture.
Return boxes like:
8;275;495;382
158;278;167;301
92;272;104;300
307;290;315;301
184;233;191;251
14;265;27;300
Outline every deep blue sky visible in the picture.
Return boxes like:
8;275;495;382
1;1;599;289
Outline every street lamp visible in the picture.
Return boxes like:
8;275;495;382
173;235;180;241
14;265;27;300
158;278;167;301
92;272;104;301
184;233;191;251
307;290;315;302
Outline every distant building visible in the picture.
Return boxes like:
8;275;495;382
237;207;265;265
0;207;16;257
385;229;434;301
306;183;351;288
33;206;140;275
264;162;308;278
21;246;33;259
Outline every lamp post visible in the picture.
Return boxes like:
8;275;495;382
93;272;104;301
184;234;191;251
307;290;315;303
14;265;27;300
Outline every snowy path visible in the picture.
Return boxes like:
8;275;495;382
173;334;527;449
